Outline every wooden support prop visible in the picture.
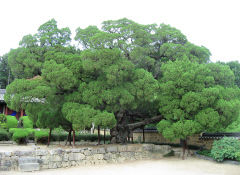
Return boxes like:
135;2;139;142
98;126;100;145
73;130;75;146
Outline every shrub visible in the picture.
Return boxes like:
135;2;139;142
6;116;18;129
50;131;111;142
0;123;7;129
12;129;29;144
34;130;48;143
196;149;212;157
235;152;240;162
0;114;6;123
0;128;10;141
20;116;33;128
211;137;240;162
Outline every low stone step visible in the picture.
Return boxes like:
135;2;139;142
19;163;40;172
18;157;38;164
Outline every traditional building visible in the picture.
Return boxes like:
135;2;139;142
0;89;24;119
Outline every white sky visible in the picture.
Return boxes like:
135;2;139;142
0;0;240;63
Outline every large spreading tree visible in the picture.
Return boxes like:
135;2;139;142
3;18;239;146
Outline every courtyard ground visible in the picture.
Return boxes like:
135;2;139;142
1;157;240;175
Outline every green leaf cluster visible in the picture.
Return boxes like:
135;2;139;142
211;137;240;162
157;59;240;140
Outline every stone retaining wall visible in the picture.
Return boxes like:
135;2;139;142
0;144;172;172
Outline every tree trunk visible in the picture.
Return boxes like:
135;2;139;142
98;126;100;145
104;129;106;144
110;111;129;144
73;130;75;146
181;138;189;160
47;128;52;146
65;128;72;146
110;113;162;144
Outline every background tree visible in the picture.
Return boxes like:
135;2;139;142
157;59;240;158
0;54;13;88
226;61;240;88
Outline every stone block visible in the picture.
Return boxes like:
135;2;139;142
83;150;92;156
93;154;104;160
36;150;48;156
69;153;85;161
142;144;154;151
19;163;39;172
153;145;172;154
51;155;62;162
14;151;34;157
3;152;12;157
106;146;118;153
63;153;69;161
117;145;128;152
2;160;12;167
0;166;10;171
18;157;38;164
96;147;106;154
71;148;82;153
50;148;64;155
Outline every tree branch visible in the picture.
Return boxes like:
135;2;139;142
127;115;162;130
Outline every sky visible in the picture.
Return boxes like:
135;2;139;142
0;0;240;63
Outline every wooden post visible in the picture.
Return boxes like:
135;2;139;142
104;129;106;144
73;130;75;146
20;110;24;117
98;126;100;145
47;128;52;146
142;128;145;143
5;106;8;115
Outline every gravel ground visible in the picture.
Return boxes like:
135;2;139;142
1;157;240;175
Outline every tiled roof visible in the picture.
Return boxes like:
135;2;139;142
0;89;6;101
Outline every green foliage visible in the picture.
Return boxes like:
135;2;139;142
12;129;29;144
0;128;10;141
0;114;6;123
34;130;48;143
0;114;7;129
0;54;13;88
225;114;240;132
20;116;33;128
157;59;240;141
211;137;240;162
196;149;212;157
235;152;240;162
226;61;240;88
3;18;224;144
6;116;18;129
51;132;111;142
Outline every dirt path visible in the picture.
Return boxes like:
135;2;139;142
2;157;240;175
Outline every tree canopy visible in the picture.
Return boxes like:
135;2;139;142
157;59;240;141
2;18;240;145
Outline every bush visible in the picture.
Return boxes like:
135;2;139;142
211;137;240;162
0;114;6;123
34;130;48;143
0;128;10;141
50;131;111;142
20;116;33;128
12;129;29;144
6;116;18;129
196;149;212;157
0;123;7;129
